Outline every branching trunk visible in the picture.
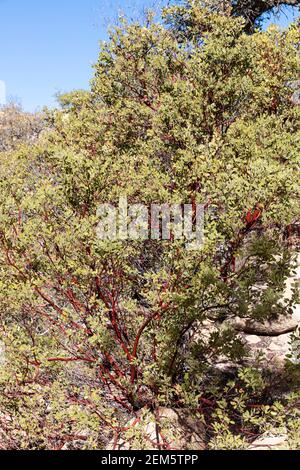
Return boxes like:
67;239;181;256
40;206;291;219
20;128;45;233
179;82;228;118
231;0;300;31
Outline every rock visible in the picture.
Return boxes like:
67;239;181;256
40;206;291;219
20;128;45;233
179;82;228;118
290;80;300;106
246;335;262;345
61;429;89;450
229;253;300;336
229;312;300;336
107;408;206;450
242;331;293;366
210;329;300;372
249;431;288;450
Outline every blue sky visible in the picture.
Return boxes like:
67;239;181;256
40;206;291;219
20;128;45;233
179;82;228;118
0;0;298;112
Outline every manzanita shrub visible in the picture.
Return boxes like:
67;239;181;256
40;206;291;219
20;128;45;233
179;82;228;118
0;102;43;152
0;1;299;449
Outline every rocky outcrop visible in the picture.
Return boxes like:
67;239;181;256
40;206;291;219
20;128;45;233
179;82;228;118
107;408;206;450
229;311;300;336
249;431;288;450
242;330;300;366
207;255;300;371
229;253;300;337
219;254;300;367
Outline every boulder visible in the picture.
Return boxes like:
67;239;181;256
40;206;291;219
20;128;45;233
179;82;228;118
242;331;298;366
107;407;206;450
229;253;300;336
249;431;288;450
229;310;300;336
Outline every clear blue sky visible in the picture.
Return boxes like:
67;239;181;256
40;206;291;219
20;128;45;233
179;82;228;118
0;0;298;112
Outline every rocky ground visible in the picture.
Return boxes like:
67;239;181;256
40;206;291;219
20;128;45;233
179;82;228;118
233;254;300;367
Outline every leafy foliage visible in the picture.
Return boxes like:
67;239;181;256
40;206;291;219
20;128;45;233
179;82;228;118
0;2;299;449
0;103;43;152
